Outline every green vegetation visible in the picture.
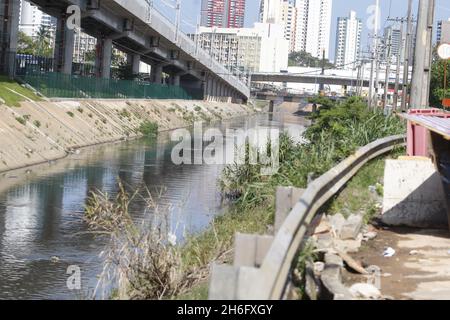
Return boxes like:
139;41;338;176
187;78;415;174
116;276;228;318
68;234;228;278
326;147;404;224
66;111;75;118
84;184;271;300
220;97;405;212
17;27;53;57
138;121;159;137
33;120;41;128
0;76;41;107
288;50;335;68
84;96;406;300
15;116;26;125
430;47;450;108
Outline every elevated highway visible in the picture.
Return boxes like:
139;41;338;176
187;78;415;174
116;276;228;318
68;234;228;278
0;0;249;102
251;72;404;89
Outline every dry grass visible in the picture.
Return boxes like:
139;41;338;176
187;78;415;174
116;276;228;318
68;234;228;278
84;181;272;300
85;182;204;300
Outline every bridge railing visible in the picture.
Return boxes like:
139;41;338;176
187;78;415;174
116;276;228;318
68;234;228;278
208;134;406;300
114;0;249;98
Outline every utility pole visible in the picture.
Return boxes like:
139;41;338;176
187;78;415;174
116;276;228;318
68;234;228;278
369;0;380;110
319;48;325;93
384;32;392;109
374;44;382;109
174;0;181;44
386;17;407;110
410;0;435;109
401;0;413;110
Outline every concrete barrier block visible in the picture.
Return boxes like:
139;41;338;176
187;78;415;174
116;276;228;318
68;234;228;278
234;233;274;267
382;159;448;228
275;186;305;233
208;264;239;300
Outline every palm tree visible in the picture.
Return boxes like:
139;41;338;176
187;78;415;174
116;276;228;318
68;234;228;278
35;25;53;57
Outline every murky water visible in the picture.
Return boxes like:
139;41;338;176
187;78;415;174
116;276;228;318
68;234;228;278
0;112;306;299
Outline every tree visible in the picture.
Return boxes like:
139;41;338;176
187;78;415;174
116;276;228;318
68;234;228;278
17;31;35;55
17;27;53;57
34;25;53;57
288;51;334;68
429;47;450;108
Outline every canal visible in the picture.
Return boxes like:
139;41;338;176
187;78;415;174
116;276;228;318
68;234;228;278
0;112;307;299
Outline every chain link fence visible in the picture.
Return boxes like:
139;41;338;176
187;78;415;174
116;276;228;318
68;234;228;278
17;70;204;100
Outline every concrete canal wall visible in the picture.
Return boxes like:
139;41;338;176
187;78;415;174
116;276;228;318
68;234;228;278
0;99;259;173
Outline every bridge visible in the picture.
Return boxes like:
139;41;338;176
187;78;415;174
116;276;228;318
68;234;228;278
251;72;404;89
0;0;249;102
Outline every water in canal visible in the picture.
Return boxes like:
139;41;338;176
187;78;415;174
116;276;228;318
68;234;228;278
0;112;307;299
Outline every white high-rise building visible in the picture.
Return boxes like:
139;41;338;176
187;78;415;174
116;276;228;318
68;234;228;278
261;0;333;58
196;23;289;73
335;11;362;69
19;0;55;37
279;1;298;52
303;0;333;59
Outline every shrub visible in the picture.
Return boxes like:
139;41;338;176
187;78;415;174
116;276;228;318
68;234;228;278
219;96;406;211
138;121;158;137
67;111;74;118
15;116;26;125
33;120;41;128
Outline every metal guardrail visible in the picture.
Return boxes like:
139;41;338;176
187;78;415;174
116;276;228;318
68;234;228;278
209;134;406;300
112;0;250;98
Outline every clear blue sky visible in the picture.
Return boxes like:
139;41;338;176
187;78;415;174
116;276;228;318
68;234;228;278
158;0;450;60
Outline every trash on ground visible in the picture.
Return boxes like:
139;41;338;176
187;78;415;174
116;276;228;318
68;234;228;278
383;247;396;257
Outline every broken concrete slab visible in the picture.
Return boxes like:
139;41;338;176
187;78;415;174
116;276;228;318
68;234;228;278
382;159;448;229
333;234;363;253
349;283;382;300
321;253;353;300
341;214;363;240
328;213;346;238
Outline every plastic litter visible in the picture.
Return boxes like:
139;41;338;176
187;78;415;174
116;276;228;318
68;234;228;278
383;247;396;257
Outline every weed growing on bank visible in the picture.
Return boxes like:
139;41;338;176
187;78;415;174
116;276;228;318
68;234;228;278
138;121;159;137
219;97;406;212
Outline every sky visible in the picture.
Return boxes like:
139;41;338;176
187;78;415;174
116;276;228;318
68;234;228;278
158;0;450;61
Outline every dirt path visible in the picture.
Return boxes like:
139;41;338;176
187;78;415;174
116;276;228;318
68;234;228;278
343;226;450;300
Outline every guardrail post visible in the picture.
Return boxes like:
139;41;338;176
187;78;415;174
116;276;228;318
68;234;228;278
275;187;305;233
208;264;239;300
234;233;274;267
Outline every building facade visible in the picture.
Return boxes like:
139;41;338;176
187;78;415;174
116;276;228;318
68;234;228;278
260;0;333;59
437;19;450;44
200;0;246;28
195;23;288;73
383;26;402;64
335;11;362;69
19;0;56;37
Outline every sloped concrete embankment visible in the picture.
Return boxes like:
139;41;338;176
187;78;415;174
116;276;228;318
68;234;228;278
0;99;257;173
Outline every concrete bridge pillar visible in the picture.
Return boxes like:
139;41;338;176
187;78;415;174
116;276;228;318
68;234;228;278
152;64;163;84
95;37;112;79
208;77;214;101
0;0;20;77
54;15;75;75
128;53;141;77
172;74;180;86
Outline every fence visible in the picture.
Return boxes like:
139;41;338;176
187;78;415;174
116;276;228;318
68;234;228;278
17;71;204;100
208;134;407;300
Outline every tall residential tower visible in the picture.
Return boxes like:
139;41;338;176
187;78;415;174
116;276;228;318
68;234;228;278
260;0;333;58
200;0;246;28
335;11;362;68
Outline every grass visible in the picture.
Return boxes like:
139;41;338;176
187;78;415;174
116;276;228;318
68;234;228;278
138;121;159;137
326;146;405;223
84;183;272;300
0;76;41;107
84;96;406;300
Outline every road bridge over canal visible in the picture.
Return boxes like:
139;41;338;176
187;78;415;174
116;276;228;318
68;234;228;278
0;0;249;102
